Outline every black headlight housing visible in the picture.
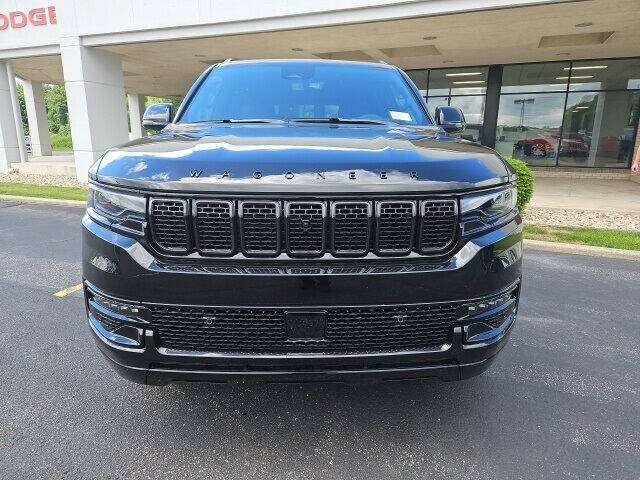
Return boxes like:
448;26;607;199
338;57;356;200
87;184;146;236
459;184;518;236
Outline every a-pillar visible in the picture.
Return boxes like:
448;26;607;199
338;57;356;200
23;79;52;156
60;37;129;181
127;93;146;140
0;60;21;173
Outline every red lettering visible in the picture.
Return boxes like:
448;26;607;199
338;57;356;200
28;8;47;26
48;6;57;24
9;11;27;28
0;7;56;29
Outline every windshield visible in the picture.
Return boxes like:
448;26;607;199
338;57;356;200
178;62;431;126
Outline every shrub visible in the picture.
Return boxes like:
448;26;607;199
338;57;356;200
505;156;534;211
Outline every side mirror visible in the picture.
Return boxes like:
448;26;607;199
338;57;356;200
434;106;466;134
142;103;174;131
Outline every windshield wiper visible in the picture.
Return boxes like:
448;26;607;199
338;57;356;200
288;117;389;125
190;118;285;124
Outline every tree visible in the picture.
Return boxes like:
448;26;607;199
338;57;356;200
57;101;68;126
43;84;68;133
16;84;29;135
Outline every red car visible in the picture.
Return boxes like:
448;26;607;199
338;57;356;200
513;138;554;157
559;134;590;157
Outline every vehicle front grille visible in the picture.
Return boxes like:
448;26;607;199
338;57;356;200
149;199;189;252
285;202;326;255
331;201;371;255
149;197;458;258
419;200;458;251
376;201;416;254
149;302;460;354
194;200;234;254
239;201;280;254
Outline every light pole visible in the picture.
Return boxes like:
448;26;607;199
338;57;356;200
514;98;535;127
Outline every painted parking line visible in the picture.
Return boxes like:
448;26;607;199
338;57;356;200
53;283;83;297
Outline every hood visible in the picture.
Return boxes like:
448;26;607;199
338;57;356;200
94;123;512;194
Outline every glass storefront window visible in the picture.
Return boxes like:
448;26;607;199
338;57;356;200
558;91;640;168
569;58;640;92
501;62;570;93
405;58;640;168
427;96;485;143
495;93;566;166
427;67;488;96
405;70;428;98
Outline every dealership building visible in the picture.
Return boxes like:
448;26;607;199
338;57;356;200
1;0;639;181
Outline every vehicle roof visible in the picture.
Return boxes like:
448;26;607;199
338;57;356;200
214;58;396;70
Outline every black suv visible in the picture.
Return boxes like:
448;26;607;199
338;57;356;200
83;60;522;385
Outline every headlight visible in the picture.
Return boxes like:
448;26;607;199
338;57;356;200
459;185;517;235
87;184;146;235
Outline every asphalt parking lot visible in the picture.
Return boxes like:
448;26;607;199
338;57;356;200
1;199;639;479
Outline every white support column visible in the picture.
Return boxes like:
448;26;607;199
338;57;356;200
60;37;129;182
587;92;606;167
23;80;52;156
0;61;22;173
127;93;146;140
6;62;28;164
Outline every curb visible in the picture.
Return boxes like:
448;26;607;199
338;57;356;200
0;194;86;207
524;239;640;261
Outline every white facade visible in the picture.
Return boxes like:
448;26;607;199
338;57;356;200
1;0;639;179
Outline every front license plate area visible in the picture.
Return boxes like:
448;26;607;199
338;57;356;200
285;311;327;340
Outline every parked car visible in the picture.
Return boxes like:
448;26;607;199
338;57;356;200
559;133;590;157
513;137;555;158
83;60;522;385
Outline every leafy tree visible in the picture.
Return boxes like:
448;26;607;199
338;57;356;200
57;101;68;126
16;84;29;135
43;84;68;134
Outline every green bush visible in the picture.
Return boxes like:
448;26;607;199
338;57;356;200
505;156;534;211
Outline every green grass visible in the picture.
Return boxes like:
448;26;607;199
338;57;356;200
0;182;87;201
50;132;73;151
524;224;640;251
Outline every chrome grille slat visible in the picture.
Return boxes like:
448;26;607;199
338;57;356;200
149;197;458;258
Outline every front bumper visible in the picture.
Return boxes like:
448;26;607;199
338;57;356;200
83;213;522;385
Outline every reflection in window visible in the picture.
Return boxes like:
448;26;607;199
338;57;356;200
427;96;485;143
569;59;640;92
427;67;488;96
405;70;428;99
495;93;566;166
403;59;640;168
501;62;570;93
559;91;640;168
